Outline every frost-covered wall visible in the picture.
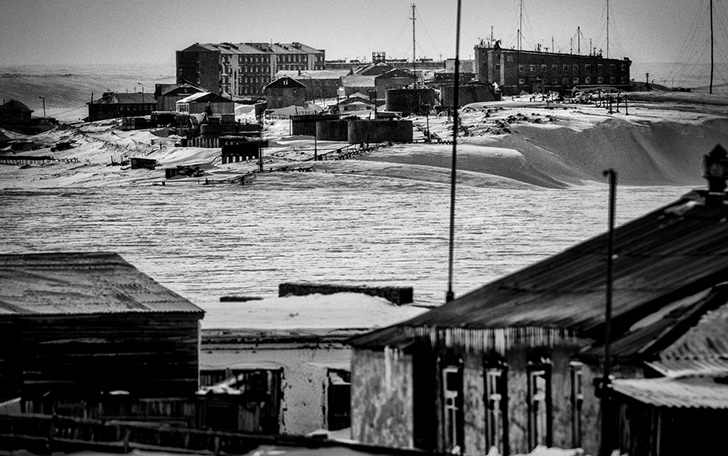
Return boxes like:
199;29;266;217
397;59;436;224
200;344;351;435
351;348;414;448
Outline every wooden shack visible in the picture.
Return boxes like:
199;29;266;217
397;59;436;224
609;376;728;456
0;252;205;401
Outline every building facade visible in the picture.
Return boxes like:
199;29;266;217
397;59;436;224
86;92;156;121
0;99;33;128
348;147;728;456
274;69;350;101
263;76;307;109
176;42;325;100
475;45;632;95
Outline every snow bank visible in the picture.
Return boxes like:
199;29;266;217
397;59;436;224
201;292;428;330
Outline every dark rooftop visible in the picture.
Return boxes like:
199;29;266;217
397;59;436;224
0;252;204;316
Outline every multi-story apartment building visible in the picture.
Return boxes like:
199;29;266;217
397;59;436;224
475;43;632;95
176;42;325;100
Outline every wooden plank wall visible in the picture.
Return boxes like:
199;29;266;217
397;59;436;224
2;313;201;399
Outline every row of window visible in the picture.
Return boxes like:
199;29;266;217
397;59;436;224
517;63;627;74
442;359;584;455
517;76;627;85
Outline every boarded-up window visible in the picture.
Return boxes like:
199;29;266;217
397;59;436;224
484;362;508;455
326;369;351;430
527;359;552;449
570;362;584;448
442;363;464;453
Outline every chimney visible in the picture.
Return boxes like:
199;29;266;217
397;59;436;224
703;144;728;194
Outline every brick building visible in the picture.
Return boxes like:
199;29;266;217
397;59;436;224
176;42;325;100
475;44;632;95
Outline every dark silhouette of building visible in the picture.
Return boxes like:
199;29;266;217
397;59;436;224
475;45;631;95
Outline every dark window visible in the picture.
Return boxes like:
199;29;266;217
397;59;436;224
527;359;552;449
518;65;524;73
570;362;584;448
327;369;351;430
484;363;508;455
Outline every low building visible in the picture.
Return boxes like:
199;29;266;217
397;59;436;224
155;83;204;111
275;69;351;101
348;145;728;456
264;76;307;109
0;252;205;402
87;92;156;121
199;291;427;436
608;375;728;456
0;99;33;128
175;92;235;116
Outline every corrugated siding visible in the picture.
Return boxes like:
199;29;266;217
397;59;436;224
612;376;728;409
0;252;204;315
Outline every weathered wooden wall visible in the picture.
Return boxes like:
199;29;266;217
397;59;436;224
351;348;414;448
2;313;200;399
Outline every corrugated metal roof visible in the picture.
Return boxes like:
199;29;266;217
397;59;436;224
352;190;728;349
579;286;728;362
0;252;204;316
612;376;728;409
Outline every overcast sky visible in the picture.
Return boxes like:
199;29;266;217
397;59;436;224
1;0;724;69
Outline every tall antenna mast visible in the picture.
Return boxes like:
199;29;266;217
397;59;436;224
519;0;523;50
606;0;610;58
411;3;417;84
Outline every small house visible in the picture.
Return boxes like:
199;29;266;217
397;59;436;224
275;69;350;100
87;92;156;121
175;92;235;116
0;99;33;128
155;83;204;111
263;76;307;109
0;252;205;402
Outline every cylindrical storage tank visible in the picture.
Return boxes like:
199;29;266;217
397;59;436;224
291;114;339;136
385;88;437;116
316;120;349;141
347;119;413;145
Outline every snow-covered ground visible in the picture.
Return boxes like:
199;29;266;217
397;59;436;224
2;92;727;330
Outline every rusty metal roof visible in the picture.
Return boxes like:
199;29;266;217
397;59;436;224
352;190;728;349
0;252;204;316
578;286;728;363
611;376;728;409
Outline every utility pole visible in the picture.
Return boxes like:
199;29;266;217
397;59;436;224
411;3;417;84
599;168;617;456
710;0;714;94
446;0;463;303
38;96;46;117
578;27;581;55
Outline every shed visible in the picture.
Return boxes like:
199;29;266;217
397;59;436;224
0;99;33;127
0;252;205;401
609;375;728;456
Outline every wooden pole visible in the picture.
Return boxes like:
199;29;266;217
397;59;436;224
446;0;462;303
600;168;617;456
